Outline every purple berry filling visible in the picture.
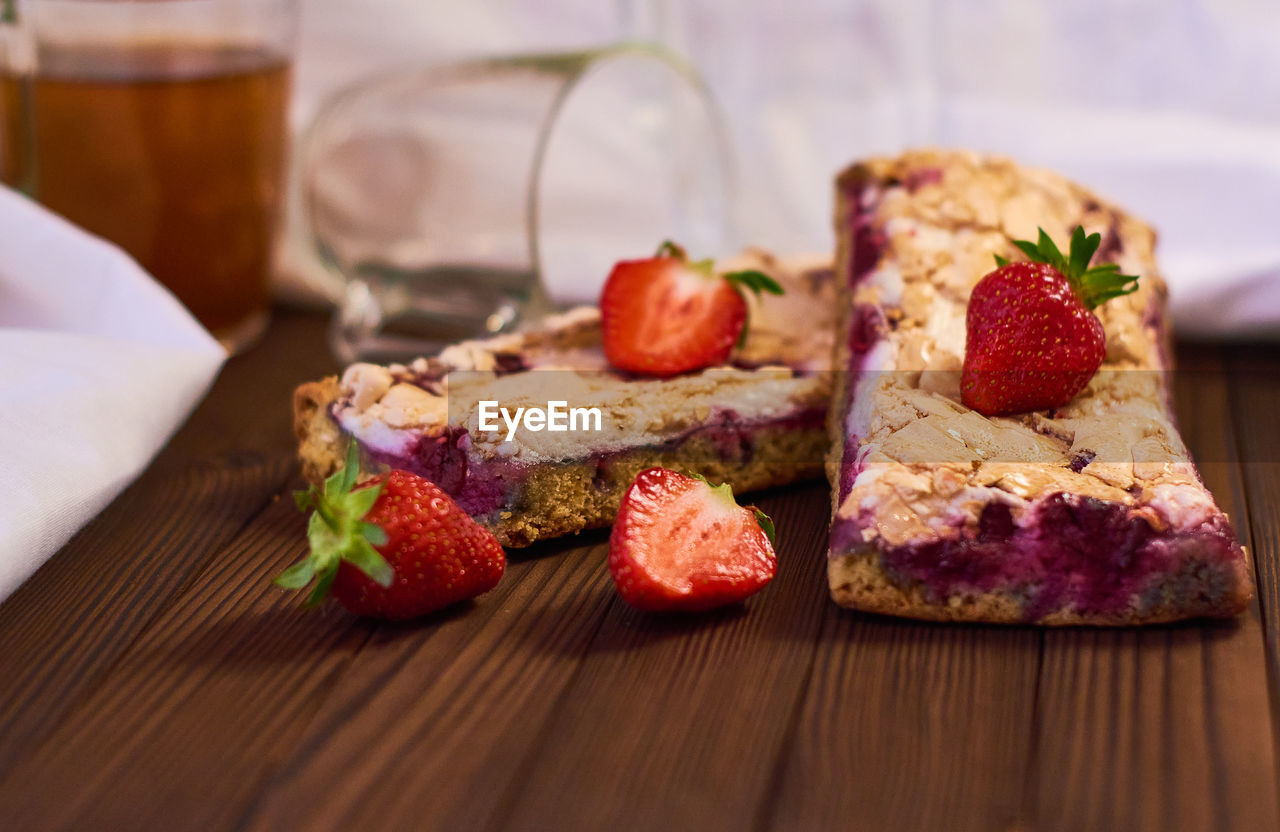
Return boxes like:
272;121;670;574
836;185;888;504
828;498;1243;620
359;427;513;517
842;494;1244;619
342;405;828;522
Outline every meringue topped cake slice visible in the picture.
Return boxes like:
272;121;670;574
827;150;1252;625
295;250;833;547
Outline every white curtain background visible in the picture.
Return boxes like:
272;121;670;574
285;0;1280;338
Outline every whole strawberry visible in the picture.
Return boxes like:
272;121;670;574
609;468;777;612
961;226;1139;416
601;241;784;377
276;443;505;619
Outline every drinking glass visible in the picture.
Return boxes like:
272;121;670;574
1;0;296;353
300;42;733;364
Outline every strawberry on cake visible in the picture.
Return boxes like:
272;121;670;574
827;149;1253;625
295;249;833;547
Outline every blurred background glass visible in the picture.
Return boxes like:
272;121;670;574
302;43;731;364
278;0;1280;340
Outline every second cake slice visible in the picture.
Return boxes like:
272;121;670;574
296;250;833;547
827;150;1252;625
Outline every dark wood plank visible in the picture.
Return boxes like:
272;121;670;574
0;453;292;776
1;317;1275;832
1227;342;1280;766
1025;344;1277;831
0;307;336;778
238;536;614;832
491;484;839;832
240;484;831;832
0;486;370;830
763;613;1041;831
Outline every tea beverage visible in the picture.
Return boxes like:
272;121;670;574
5;40;291;343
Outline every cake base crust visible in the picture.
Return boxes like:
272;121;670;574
829;538;1252;626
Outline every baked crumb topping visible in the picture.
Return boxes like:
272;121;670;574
835;150;1210;545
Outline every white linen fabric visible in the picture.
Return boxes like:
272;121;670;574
282;0;1280;337
0;188;226;600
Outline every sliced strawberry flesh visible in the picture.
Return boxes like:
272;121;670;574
609;468;775;611
601;256;746;376
625;481;761;591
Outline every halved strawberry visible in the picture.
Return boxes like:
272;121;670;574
600;241;784;377
608;467;777;611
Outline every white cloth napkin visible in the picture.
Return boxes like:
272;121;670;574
0;187;227;601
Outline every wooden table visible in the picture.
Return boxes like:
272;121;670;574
0;307;1277;831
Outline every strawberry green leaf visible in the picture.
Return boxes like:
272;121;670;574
993;254;1010;268
1013;238;1045;264
347;539;395;587
689;471;738;504
1036;228;1068;273
723;270;785;350
293;489;314;513
340;442;360;492
361;522;388;547
689;257;717;279
724;270;785;297
312;498;339;533
1068;226;1102;277
752;507;776;547
1004;225;1140;310
346;483;383;519
655;240;686;260
276;439;395;608
305;566;338;608
274;558;317;589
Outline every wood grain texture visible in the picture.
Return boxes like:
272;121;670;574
1227;342;1280;777
238;537;617;832
0;487;371;830
493;484;833;832
0;309;337;780
0;453;293;777
1025;344;1277;832
763;613;1041;832
0;311;1276;832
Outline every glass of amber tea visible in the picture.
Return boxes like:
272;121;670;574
1;0;295;353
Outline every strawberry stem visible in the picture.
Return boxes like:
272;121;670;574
275;441;395;606
655;240;686;260
751;507;776;546
998;226;1139;309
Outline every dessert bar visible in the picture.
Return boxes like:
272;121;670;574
296;250;833;547
827;150;1253;624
